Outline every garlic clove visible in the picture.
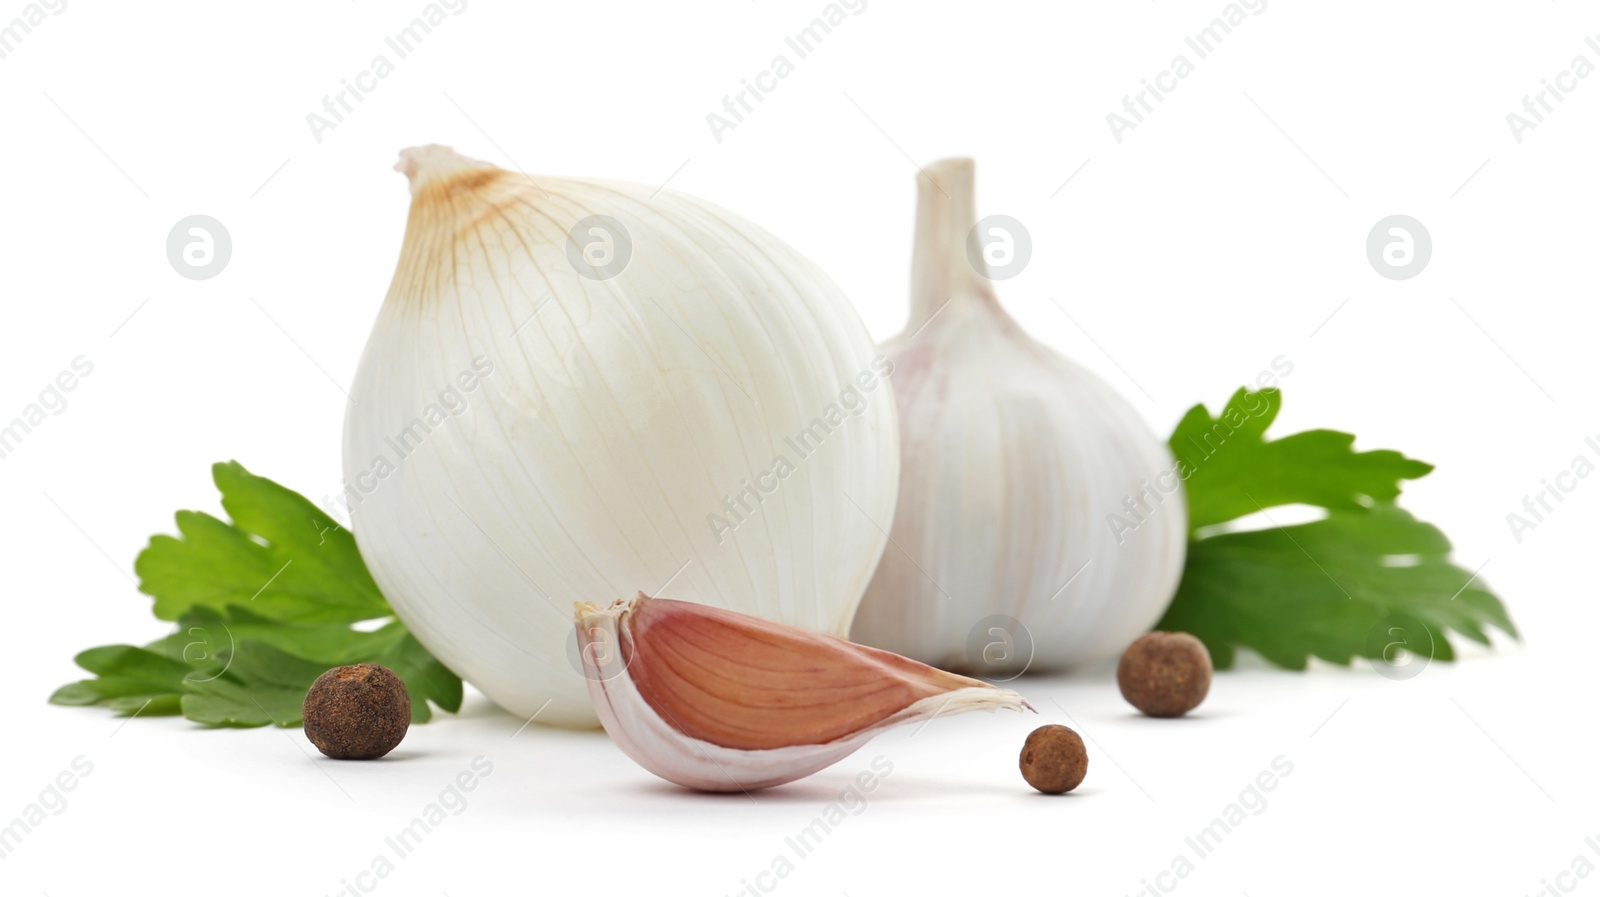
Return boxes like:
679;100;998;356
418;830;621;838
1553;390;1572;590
575;593;1028;791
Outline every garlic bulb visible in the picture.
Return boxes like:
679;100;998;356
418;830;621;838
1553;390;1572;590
849;158;1187;674
344;146;899;728
576;593;1027;791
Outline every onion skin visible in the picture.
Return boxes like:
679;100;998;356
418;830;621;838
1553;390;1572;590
344;146;899;728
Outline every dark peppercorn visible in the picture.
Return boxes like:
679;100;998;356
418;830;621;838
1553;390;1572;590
1019;724;1087;794
1117;631;1212;718
303;663;411;759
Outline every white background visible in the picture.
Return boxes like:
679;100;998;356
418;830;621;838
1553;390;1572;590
2;1;1596;894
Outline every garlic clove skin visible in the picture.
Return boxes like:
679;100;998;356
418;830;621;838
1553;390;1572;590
576;593;1028;791
344;147;899;728
849;158;1187;675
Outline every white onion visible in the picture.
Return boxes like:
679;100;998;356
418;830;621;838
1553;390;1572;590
343;146;899;727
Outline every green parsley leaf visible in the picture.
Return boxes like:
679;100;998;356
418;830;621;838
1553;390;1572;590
53;463;462;728
134;461;388;625
181;676;308;728
365;626;464;724
48;645;191;716
1170;388;1434;533
1159;388;1517;669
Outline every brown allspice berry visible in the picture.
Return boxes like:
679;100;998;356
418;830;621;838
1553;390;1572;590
303;663;411;759
1019;724;1087;794
1117;631;1212;718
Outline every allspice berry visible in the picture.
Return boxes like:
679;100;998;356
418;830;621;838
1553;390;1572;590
303;663;411;759
1019;724;1087;794
1118;631;1211;718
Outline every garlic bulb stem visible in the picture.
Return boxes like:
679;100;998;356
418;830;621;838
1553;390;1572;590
907;160;1000;333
